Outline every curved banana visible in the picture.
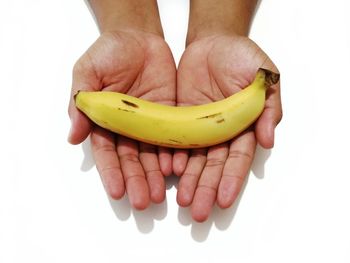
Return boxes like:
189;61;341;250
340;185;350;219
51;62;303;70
75;68;279;148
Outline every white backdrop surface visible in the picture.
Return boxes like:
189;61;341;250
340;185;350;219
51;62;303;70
1;0;350;262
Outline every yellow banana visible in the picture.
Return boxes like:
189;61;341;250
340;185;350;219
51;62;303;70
75;68;279;148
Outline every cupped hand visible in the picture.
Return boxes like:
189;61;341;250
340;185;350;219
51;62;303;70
174;35;282;222
68;30;176;209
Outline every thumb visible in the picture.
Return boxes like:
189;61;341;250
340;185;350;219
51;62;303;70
67;60;100;145
255;78;282;149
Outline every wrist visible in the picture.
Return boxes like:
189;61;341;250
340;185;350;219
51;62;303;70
186;0;257;45
186;26;238;46
89;0;164;37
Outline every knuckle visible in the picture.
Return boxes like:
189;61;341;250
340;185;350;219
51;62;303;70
99;165;121;175
145;169;162;178
190;153;207;163
93;144;116;155
205;157;225;167
124;174;145;185
197;184;217;193
182;172;200;179
120;153;139;164
228;150;252;160
222;172;246;183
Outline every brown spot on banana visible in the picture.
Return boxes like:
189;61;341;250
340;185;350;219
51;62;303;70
117;107;135;113
197;112;222;119
169;139;183;144
216;118;225;123
121;100;139;108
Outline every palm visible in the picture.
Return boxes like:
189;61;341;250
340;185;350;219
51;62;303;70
80;31;175;103
177;35;273;104
176;35;280;222
70;30;176;209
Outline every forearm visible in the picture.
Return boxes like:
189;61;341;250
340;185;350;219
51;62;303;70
88;0;163;36
186;0;258;44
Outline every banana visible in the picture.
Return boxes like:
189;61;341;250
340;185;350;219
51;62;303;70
75;68;279;148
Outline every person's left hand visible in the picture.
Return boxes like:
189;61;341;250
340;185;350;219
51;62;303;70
174;34;282;222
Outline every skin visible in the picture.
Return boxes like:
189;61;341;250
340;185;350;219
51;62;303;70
68;0;177;210
68;0;283;221
174;0;282;222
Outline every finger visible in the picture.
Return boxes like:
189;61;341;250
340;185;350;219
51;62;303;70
68;59;101;145
68;106;92;145
172;101;190;177
158;147;173;176
176;149;207;207
191;143;229;222
173;149;189;176
255;80;282;148
217;131;256;209
190;143;229;222
90;126;125;200
255;60;282;148
117;136;150;210
139;143;166;204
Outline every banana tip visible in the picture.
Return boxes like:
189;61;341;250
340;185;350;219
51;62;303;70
73;90;81;103
259;68;280;86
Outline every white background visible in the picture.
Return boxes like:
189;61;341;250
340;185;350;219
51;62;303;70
1;0;350;262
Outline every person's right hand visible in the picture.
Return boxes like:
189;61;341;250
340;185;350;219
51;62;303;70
68;30;176;209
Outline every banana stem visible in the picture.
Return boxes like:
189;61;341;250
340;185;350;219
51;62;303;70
259;68;280;87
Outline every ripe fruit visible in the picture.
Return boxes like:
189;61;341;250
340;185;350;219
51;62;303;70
75;68;279;148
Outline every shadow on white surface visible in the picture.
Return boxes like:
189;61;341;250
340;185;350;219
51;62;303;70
107;176;179;233
79;137;270;239
80;138;95;172
254;0;263;19
108;196;168;234
251;145;271;179
165;174;179;190
177;177;248;242
174;146;270;242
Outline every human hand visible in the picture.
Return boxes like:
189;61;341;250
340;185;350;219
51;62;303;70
68;30;176;209
174;35;282;222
